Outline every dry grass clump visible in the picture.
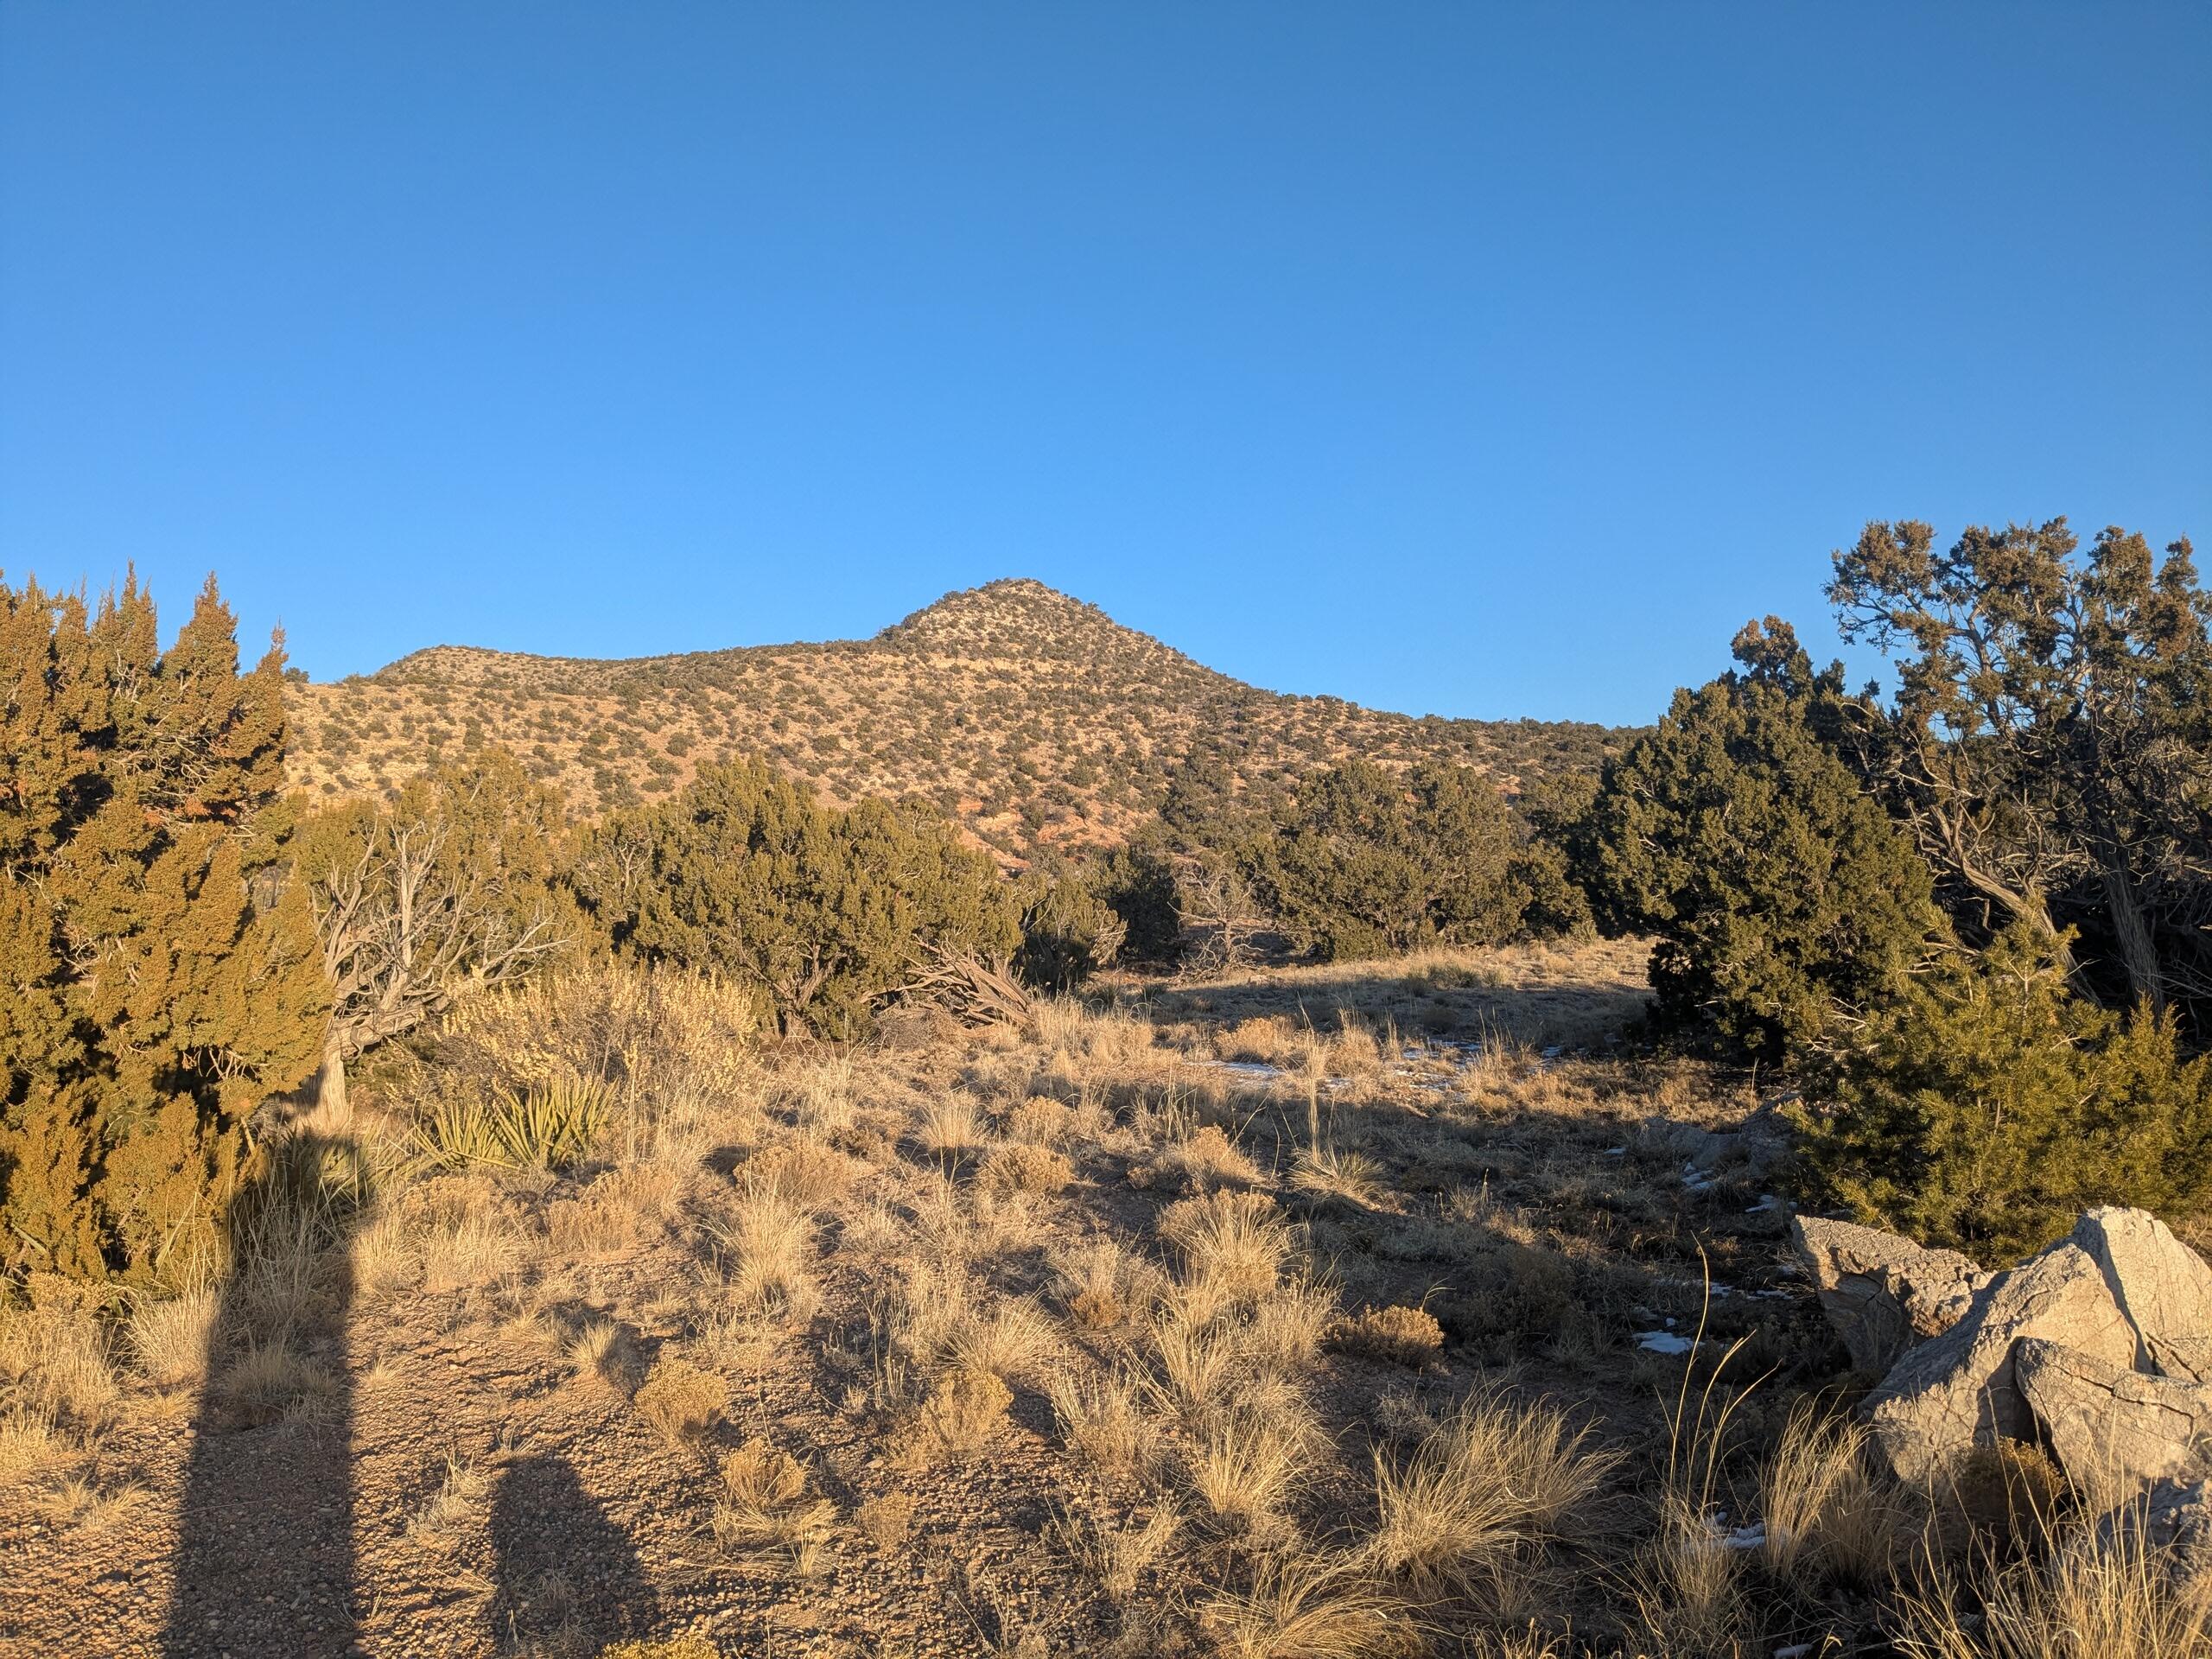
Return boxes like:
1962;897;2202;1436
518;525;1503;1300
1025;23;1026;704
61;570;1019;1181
740;1137;857;1211
915;1091;988;1161
124;1285;221;1388
1160;1189;1294;1310
404;1450;489;1548
1134;1122;1265;1192
597;1640;724;1659
785;1052;856;1133
1325;1306;1445;1369
715;1439;837;1565
1244;1276;1340;1375
1198;1548;1419;1658
632;1355;727;1445
548;1165;678;1259
1049;1367;1160;1483
0;1296;118;1466
949;1296;1062;1386
1894;1516;2212;1657
1185;1402;1324;1532
218;1338;340;1428
1031;997;1158;1067
1052;1234;1163;1332
566;1319;623;1384
982;1141;1073;1196
1055;1500;1183;1601
898;1366;1014;1468
1367;1385;1618;1594
705;1170;821;1321
1757;1405;1901;1588
1005;1095;1077;1146
855;1490;917;1550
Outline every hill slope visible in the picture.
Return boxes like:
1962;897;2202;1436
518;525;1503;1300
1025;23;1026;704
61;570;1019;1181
284;579;1626;855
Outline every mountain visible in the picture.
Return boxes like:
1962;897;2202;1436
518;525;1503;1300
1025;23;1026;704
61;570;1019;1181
283;579;1628;856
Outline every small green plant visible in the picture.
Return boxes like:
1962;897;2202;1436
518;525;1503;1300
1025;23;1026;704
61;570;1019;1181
410;1076;611;1172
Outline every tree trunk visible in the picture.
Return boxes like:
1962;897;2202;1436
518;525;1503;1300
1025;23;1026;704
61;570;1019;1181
315;1029;350;1127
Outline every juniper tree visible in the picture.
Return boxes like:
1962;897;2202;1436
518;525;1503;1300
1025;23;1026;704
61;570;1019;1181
1793;918;2212;1256
0;575;328;1281
597;760;1020;1036
1585;620;1944;1063
1830;518;2212;1040
1255;760;1526;961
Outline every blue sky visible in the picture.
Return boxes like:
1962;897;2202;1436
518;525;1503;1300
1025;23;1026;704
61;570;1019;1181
3;5;2205;725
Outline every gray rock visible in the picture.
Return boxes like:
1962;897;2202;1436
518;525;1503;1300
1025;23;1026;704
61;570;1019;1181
2014;1337;2212;1499
1789;1215;1990;1374
2071;1207;2212;1379
1866;1239;2138;1482
2093;1476;2212;1586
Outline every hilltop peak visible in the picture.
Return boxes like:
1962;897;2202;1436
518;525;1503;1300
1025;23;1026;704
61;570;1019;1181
874;579;1190;666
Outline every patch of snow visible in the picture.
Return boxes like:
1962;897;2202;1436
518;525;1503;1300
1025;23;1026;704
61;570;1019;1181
1773;1645;1815;1659
1635;1330;1698;1356
1601;1146;1627;1156
1682;1165;1718;1192
1198;1060;1281;1081
1745;1194;1779;1214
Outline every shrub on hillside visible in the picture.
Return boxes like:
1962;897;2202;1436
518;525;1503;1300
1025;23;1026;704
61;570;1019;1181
583;760;1020;1037
1793;920;2212;1256
1014;860;1126;992
0;576;329;1281
1584;621;1944;1063
1255;760;1529;961
293;751;578;1113
1091;840;1181;966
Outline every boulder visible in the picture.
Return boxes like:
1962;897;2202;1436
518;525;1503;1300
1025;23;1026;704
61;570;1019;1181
2071;1208;2212;1379
1790;1215;1990;1374
1866;1239;2138;1482
2014;1338;2212;1498
2094;1477;2212;1586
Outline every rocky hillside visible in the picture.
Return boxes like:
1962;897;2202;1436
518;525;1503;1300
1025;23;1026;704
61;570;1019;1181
284;579;1627;856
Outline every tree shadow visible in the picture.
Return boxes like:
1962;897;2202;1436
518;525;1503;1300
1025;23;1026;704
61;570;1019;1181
162;1129;364;1657
489;1453;654;1653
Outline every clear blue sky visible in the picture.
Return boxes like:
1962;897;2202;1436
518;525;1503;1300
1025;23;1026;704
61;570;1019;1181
3;5;2205;725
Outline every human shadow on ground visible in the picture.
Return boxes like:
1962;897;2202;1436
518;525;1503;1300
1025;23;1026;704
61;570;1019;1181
489;1453;655;1653
162;1130;363;1658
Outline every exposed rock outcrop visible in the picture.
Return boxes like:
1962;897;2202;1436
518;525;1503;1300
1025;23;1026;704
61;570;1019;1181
1864;1240;2138;1482
2072;1207;2212;1378
1790;1215;1989;1374
2014;1338;2212;1497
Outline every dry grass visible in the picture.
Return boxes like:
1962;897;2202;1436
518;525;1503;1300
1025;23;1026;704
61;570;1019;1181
982;1141;1073;1196
714;1440;838;1566
1758;1404;1900;1588
1055;1500;1182;1600
1197;1549;1418;1659
404;1451;488;1548
1368;1385;1618;1595
34;938;2183;1657
1325;1306;1444;1369
704;1169;820;1321
855;1491;917;1550
1160;1189;1293;1309
632;1356;727;1445
1185;1403;1320;1532
1049;1367;1160;1483
1136;1122;1267;1192
1895;1518;2212;1658
898;1367;1014;1468
124;1286;220;1388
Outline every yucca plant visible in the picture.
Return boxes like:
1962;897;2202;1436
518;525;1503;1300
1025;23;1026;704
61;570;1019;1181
410;1076;612;1172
